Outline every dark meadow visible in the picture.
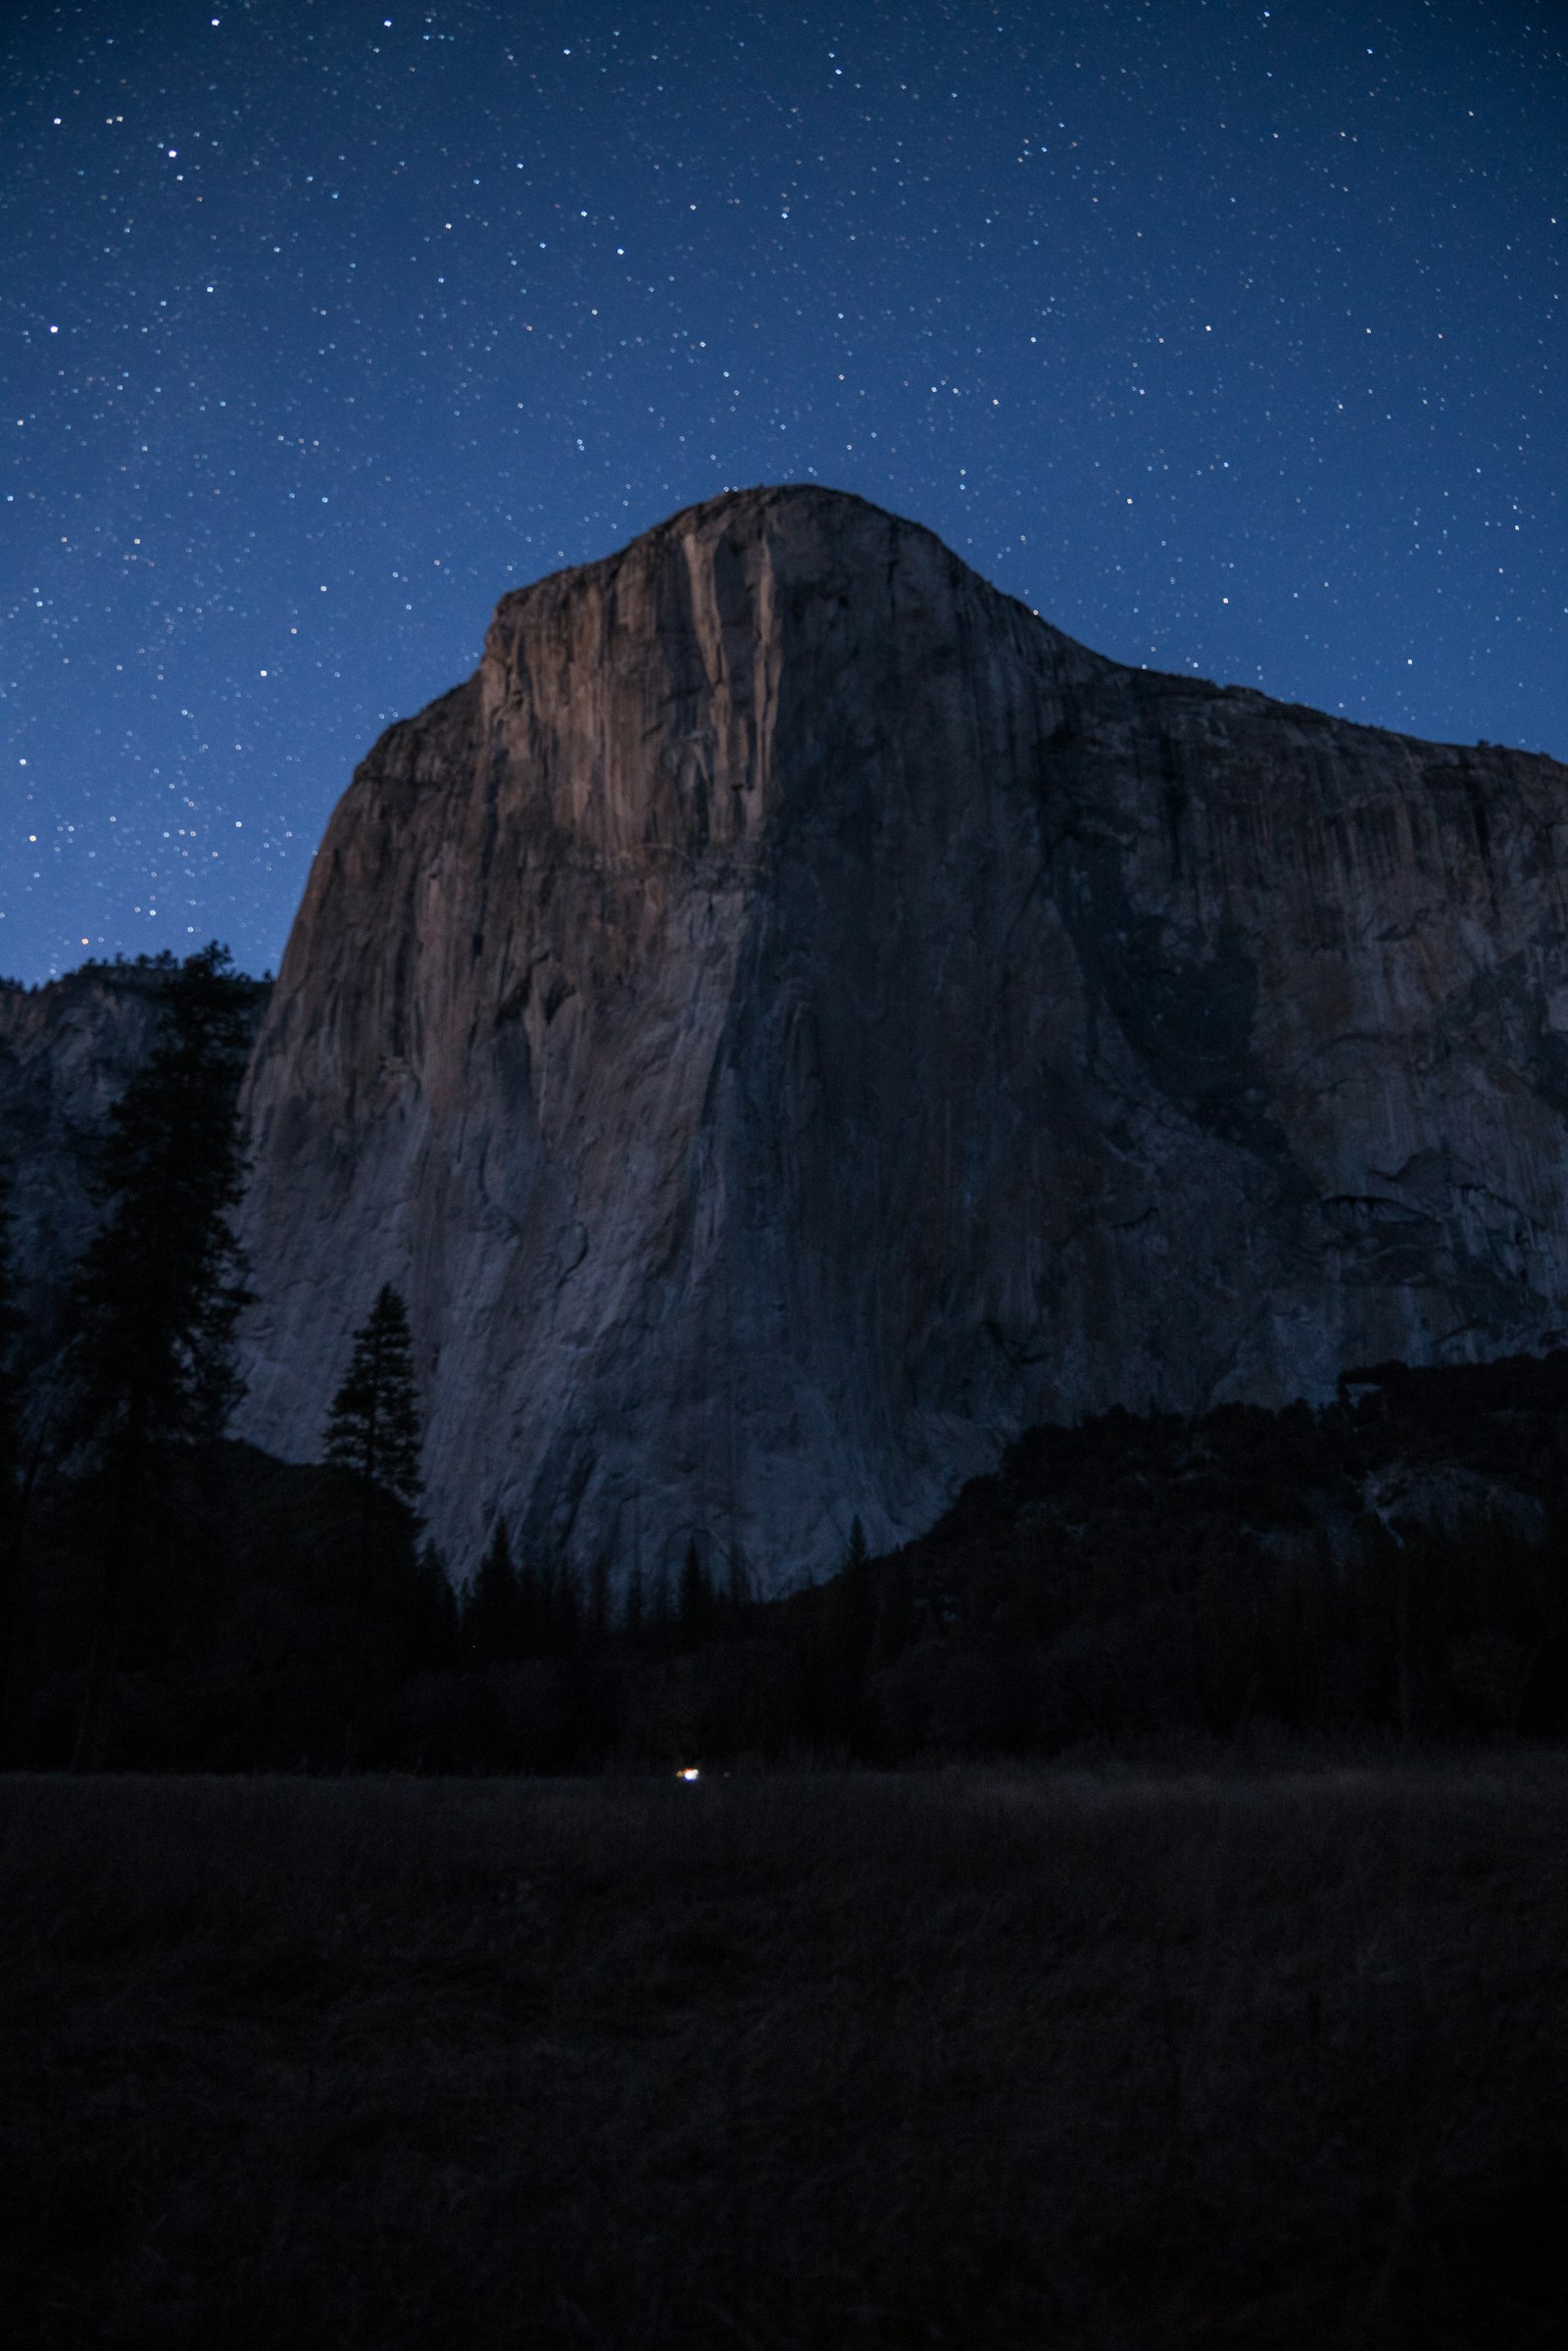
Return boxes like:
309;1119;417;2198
2;1767;1566;2350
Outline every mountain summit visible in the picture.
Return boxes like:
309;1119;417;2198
231;485;1568;1590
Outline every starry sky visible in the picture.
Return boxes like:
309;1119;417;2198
3;0;1563;983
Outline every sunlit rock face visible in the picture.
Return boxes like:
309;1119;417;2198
233;485;1568;1592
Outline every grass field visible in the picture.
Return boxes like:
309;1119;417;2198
2;1760;1566;2347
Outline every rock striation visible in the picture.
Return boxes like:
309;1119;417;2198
232;485;1568;1592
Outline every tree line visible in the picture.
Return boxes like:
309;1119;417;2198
3;946;1568;1772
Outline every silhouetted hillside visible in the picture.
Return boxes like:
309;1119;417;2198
838;1352;1568;1758
4;1350;1567;1771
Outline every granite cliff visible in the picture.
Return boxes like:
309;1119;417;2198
225;485;1568;1592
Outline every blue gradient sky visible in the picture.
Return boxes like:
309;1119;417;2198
3;0;1563;980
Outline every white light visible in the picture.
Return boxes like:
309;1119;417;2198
677;1767;700;1782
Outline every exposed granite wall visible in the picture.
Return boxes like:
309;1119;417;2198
217;486;1568;1590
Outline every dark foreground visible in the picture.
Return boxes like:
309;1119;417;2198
3;1765;1565;2349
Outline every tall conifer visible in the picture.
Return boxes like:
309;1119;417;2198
0;1165;21;1543
322;1286;421;1502
64;946;254;1464
678;1539;713;1646
322;1284;422;1765
62;946;255;1765
464;1517;521;1664
0;1166;24;1739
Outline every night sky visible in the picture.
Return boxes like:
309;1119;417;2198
3;0;1562;984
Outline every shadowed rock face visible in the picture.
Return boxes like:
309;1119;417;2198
232;485;1568;1592
0;965;270;1404
1;967;182;1385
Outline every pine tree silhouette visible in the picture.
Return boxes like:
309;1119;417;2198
323;1286;421;1502
515;1552;545;1656
678;1539;713;1647
323;1284;422;1764
818;1516;876;1749
0;1165;21;1549
623;1562;646;1646
464;1516;521;1664
61;945;256;1766
554;1561;582;1656
0;1165;24;1741
64;945;254;1463
411;1540;460;1673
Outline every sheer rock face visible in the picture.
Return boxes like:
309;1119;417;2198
233;485;1568;1592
